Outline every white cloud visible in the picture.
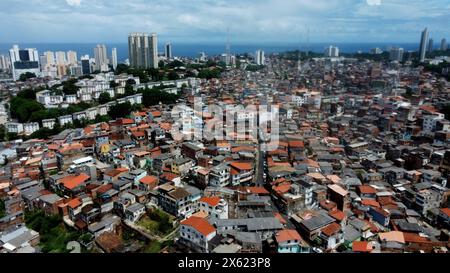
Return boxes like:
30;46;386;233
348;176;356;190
66;0;81;7
0;0;448;43
367;0;382;6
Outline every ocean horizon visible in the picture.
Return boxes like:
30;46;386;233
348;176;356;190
0;42;420;62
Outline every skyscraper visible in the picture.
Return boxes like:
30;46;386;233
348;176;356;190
67;51;78;65
94;44;108;72
111;48;118;70
81;55;91;75
165;43;173;59
419;28;429;62
428;38;434;52
43;51;55;66
0;55;10;70
325;45;339;57
55;51;67;65
255;49;265;65
389;47;404;62
441;38;448;51
128;33;158;69
9;44;40;81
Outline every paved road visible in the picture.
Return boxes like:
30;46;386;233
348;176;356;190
254;144;265;187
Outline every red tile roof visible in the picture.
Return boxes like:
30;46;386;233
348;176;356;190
181;216;216;237
66;197;82;209
288;140;305;148
276;229;301;243
321;222;341;237
328;209;346;222
230;162;253;171
140;175;158;185
361;199;381;208
245;186;269;195
199;196;221;207
441;208;450;217
359;185;377;194
352;241;373;253
59;173;90;190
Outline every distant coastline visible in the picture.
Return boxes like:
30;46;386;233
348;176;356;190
0;42;419;62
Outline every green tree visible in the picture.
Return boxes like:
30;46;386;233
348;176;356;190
62;78;80;95
0;125;5;141
158;60;165;69
168;71;179;80
109;80;119;88
108;101;133;119
141;88;180;107
98;92;112;104
115;64;130;75
0;199;5;218
29;127;55;139
19;72;37;81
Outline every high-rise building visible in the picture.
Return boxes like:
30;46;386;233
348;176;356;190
67;51;78;65
9;44;40;81
111;48;118;70
0;55;11;70
94;44;108;72
428;38;434;52
255;49;265;65
325;45;339;57
441;38;448;51
128;33;158;69
43;51;55;66
55;51;67;65
370;48;383;54
81;55;91;75
165;43;173;59
39;55;47;69
198;52;207;62
419;28;429;62
69;66;82;77
389;47;404;62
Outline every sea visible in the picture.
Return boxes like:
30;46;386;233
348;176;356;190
0;42;420;62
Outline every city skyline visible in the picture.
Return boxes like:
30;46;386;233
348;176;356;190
0;0;449;44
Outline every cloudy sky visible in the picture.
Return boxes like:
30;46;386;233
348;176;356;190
0;0;449;44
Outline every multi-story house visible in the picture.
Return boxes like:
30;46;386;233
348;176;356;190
209;163;230;187
180;216;217;253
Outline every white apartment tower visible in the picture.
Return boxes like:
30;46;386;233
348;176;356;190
128;33;158;69
94;44;109;72
419;28;429;62
255;49;265;65
111;47;118;70
9;44;40;81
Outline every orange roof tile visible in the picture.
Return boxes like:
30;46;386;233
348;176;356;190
359;185;377;194
378;231;405;244
199;196;221;207
181;216;216;237
441;208;450;217
59;173;90;190
140;175;158;185
361;199;381;208
352;241;373;252
276;229;301;243
245;186;269;195
288;140;305;148
321;222;341;237
230;162;253;171
273;183;291;194
66;197;82;209
329;209;346;221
